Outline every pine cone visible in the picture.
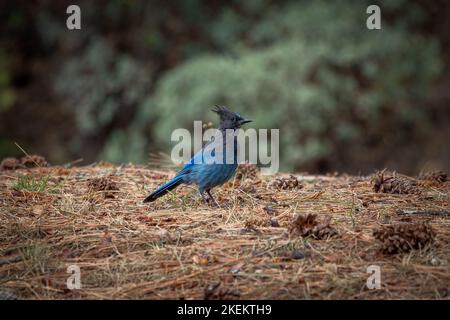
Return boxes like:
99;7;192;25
235;162;259;180
0;157;22;170
238;178;257;194
269;175;303;190
244;217;271;229
372;170;419;194
21;155;49;168
418;171;447;183
289;213;337;239
373;222;435;254
87;176;119;198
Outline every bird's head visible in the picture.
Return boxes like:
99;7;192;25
212;105;252;130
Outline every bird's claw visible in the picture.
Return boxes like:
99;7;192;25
201;193;220;208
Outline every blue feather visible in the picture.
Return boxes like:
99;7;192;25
143;175;184;203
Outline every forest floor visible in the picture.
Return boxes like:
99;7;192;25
0;159;449;299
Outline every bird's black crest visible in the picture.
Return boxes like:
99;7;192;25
212;105;232;115
211;105;250;129
212;105;240;121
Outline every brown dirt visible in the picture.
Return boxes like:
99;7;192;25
0;164;449;299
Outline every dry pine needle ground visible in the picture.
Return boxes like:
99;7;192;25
0;162;449;299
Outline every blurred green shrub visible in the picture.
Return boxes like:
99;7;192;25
54;39;152;163
152;0;442;171
47;0;443;171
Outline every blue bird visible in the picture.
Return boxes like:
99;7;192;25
143;105;252;206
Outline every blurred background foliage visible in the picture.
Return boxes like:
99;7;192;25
0;0;449;173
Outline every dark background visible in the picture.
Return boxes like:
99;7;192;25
0;0;449;174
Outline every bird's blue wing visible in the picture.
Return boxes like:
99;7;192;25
176;133;222;176
176;155;195;176
177;148;203;176
177;144;220;174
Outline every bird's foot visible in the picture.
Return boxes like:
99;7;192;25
201;193;220;208
209;201;220;208
200;190;222;208
203;197;220;208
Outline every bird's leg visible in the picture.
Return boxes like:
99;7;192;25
206;189;220;208
200;191;209;205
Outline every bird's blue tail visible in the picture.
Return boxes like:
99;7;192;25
143;175;184;203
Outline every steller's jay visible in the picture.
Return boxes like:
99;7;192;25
143;105;252;206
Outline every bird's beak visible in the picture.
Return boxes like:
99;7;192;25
240;119;252;125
